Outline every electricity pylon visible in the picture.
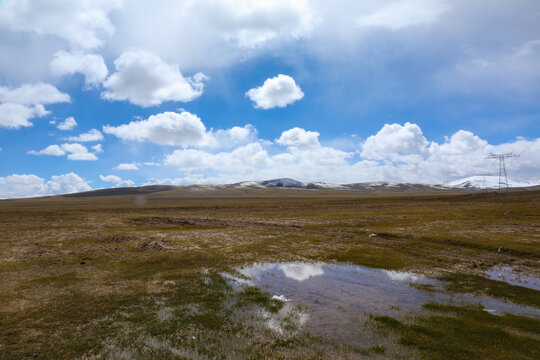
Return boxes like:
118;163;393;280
486;153;519;190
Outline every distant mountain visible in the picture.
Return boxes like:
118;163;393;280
31;176;536;200
62;185;176;197
261;178;307;188
230;178;345;190
446;175;538;189
228;178;451;193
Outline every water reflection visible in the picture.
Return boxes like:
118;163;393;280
227;262;539;340
278;262;324;281
383;270;423;283
484;266;540;291
261;302;310;335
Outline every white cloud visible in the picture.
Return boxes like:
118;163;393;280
276;127;320;149
61;143;98;161
431;130;487;155
0;83;70;104
50;51;108;86
103;111;211;147
91;144;104;153
356;0;448;30
0;0;121;50
0;103;49;128
56;116;77;131
211;124;258;149
99;174;135;187
102;51;206;107
165;142;272;173
115;163;139;170
28;144;65;156
0;172;91;199
109;0;313;70
159;123;540;185
361;122;429;161
246;74;304;109
143;174;207;186
103;111;256;150
66;129;104;142
164;126;352;181
99;174;122;183
187;0;313;49
0;83;70;129
274;128;352;170
28;143;98;161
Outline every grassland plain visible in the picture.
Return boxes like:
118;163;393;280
0;188;539;359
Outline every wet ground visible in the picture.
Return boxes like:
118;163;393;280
226;262;540;343
484;266;540;291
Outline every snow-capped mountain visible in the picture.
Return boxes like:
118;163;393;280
446;175;538;189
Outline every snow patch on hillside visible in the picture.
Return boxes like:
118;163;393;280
447;175;537;189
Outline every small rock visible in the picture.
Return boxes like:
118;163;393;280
138;240;163;250
368;233;377;237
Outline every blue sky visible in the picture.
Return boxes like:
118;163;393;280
0;0;539;197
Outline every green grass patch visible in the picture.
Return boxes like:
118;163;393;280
440;273;540;308
375;303;540;360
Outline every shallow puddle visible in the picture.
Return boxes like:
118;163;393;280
484;266;540;291
225;262;539;342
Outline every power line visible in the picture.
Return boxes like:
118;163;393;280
486;153;520;190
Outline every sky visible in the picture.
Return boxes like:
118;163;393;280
0;0;539;198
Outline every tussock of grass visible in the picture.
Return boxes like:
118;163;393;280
236;286;284;313
374;303;540;360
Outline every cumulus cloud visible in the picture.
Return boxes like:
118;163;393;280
0;83;70;128
91;144;104;153
102;51;206;107
165;142;272;173
103;111;211;147
0;172;91;199
115;163;139;170
99;174;135;187
61;143;98;161
50;51;108;86
361;122;429;161
66;129;104;142
0;103;49;129
276;127;320;149
29;143;97;161
99;174;121;183
103;111;257;150
159;122;540;185
211;124;258;149
56;116;77;131
28;144;65;156
0;83;70;104
0;0;121;50
164;126;351;181
246;74;304;109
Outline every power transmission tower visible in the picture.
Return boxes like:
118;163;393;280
486;153;519;190
478;173;490;190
